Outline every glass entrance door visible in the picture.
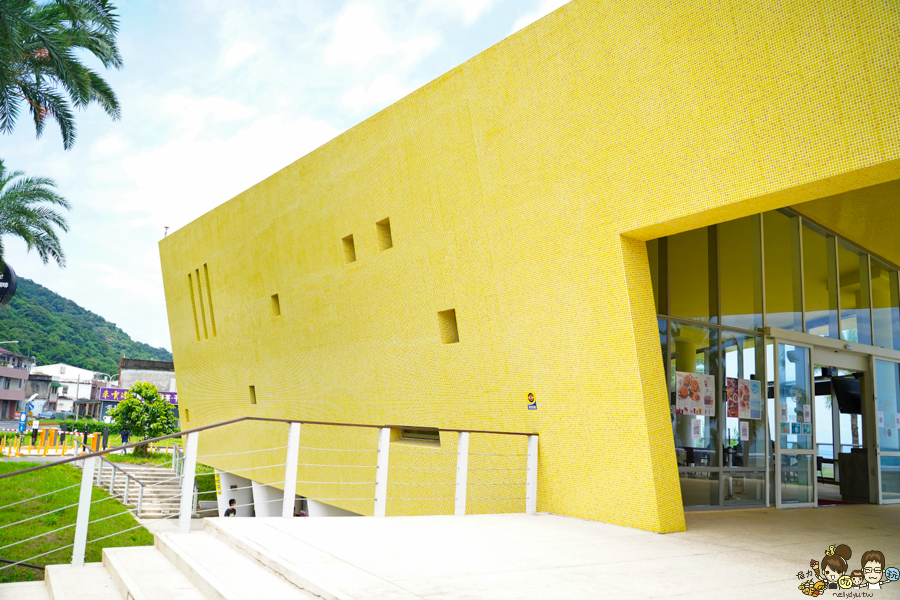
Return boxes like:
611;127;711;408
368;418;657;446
874;359;900;503
775;342;816;507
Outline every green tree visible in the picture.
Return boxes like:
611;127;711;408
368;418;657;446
0;159;69;266
107;382;178;453
0;0;122;149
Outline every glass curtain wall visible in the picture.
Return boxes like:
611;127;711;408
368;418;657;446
649;207;900;510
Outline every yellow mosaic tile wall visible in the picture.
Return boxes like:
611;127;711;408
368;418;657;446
159;0;900;533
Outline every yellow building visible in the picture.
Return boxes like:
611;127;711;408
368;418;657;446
160;0;900;532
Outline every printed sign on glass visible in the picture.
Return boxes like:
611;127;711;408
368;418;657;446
691;419;702;440
726;378;739;418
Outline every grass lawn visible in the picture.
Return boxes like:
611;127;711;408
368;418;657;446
106;451;176;467
0;461;154;583
195;464;216;503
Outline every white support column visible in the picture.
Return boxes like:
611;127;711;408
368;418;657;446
282;423;301;518
525;435;539;515
178;432;199;534
454;432;470;516
373;427;391;517
72;456;96;566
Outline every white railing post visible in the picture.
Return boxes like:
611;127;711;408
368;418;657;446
373;427;391;517
454;432;469;516
526;435;538;515
95;459;102;485
109;465;115;495
282;423;301;518
138;485;144;516
178;432;199;534
124;476;130;505
72;456;96;566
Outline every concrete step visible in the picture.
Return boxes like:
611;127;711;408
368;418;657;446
45;563;122;600
103;546;206;600
0;581;49;600
155;532;319;600
206;518;419;600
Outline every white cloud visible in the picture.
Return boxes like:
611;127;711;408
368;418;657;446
221;41;258;69
92;135;126;157
94;263;165;305
419;0;496;23
161;95;257;124
325;4;438;68
451;0;495;22
511;0;569;33
343;74;415;112
117;111;339;231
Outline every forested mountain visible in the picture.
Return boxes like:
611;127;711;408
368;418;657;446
0;278;171;374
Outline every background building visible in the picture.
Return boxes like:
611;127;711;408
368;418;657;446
159;0;900;532
118;358;176;393
0;347;32;419
24;373;60;414
35;364;97;405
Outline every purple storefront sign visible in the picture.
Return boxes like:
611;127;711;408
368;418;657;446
98;387;178;405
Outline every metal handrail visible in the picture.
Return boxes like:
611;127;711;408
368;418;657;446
73;439;147;488
0;415;539;571
0;416;538;481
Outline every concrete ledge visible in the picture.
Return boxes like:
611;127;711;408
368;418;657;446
0;581;49;600
204;518;360;600
103;546;205;600
155;531;317;599
155;534;231;600
45;563;122;600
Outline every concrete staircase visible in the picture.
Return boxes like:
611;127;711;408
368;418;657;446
0;520;339;600
91;461;184;519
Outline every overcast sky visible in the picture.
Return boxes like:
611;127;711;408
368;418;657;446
0;0;568;351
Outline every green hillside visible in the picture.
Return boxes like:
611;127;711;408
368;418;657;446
0;278;171;374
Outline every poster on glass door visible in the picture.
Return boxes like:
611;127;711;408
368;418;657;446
748;379;762;419
676;372;716;416
726;378;739;418
728;378;761;420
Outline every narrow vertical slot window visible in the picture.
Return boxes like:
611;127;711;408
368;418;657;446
249;386;257;404
272;294;281;316
376;218;393;251
342;234;357;264
188;273;200;341
204;263;217;337
196;268;209;339
183;409;190;422
438;309;459;344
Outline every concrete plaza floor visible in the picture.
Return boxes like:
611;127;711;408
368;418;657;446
208;505;900;599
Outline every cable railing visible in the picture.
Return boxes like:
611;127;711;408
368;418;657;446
0;416;538;574
0;454;155;576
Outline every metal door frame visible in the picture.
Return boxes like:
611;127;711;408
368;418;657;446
774;339;817;509
871;356;900;505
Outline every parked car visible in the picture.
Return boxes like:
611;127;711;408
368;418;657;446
38;410;56;420
56;411;75;420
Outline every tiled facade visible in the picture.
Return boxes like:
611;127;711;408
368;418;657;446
160;0;900;532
